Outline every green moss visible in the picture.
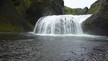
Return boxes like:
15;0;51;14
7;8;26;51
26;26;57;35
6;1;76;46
15;4;23;16
64;6;73;14
0;24;24;32
0;0;64;32
88;0;103;14
0;16;24;32
72;8;84;15
64;6;88;15
24;0;31;8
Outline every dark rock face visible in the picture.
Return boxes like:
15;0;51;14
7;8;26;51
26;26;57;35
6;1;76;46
0;0;32;32
82;0;108;36
0;0;64;31
26;0;64;25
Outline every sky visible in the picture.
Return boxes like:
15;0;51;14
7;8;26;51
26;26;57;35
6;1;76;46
64;0;97;8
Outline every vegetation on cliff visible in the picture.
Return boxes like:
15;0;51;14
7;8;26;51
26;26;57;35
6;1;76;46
0;0;64;32
82;0;108;36
88;0;103;14
64;6;88;15
0;0;33;32
64;0;104;15
26;0;64;25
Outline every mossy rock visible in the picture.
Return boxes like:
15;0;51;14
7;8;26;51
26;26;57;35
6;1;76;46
82;0;108;36
0;0;64;32
0;0;33;32
88;0;103;14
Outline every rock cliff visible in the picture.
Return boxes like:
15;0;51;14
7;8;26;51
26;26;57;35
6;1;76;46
0;0;32;32
0;0;64;32
26;0;64;25
88;0;103;14
82;0;108;36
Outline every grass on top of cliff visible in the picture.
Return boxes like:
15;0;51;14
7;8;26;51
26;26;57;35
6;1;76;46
64;6;88;15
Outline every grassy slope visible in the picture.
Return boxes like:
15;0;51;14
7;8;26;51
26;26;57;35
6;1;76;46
88;0;103;14
64;6;88;15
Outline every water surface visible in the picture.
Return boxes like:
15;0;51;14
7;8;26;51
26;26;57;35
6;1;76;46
0;33;108;61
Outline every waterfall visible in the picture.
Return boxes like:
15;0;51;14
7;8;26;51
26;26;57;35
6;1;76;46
33;15;91;35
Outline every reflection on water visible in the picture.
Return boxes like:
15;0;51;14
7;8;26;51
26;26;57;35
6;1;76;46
0;33;108;61
35;34;108;41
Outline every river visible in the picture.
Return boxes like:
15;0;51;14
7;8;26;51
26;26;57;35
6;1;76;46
0;32;108;61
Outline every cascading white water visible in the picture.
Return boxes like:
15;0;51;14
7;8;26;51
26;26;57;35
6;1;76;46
33;15;91;35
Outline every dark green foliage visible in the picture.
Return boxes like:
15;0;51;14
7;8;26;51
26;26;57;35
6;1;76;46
64;6;88;15
24;0;31;8
64;6;73;14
